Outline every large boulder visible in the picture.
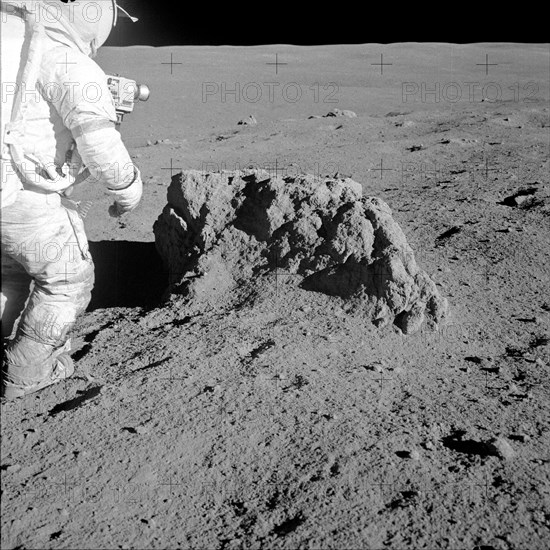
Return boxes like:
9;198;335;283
153;170;448;334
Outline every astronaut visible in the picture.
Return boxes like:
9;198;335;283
1;1;141;399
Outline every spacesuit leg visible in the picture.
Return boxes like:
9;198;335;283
1;190;94;396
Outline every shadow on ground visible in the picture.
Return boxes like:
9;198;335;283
87;241;167;310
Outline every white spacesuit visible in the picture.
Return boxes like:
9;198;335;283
1;1;142;399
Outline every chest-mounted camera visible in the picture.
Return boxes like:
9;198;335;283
107;75;150;125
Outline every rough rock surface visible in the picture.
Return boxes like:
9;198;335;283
153;170;449;333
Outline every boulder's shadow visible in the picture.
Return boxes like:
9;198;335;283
87;241;167;310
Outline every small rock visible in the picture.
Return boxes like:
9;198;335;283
510;433;530;443
423;441;435;450
4;464;21;473
515;195;531;207
335;109;357;118
484;363;501;374
486;437;515;459
409;449;421;460
385;111;411;118
397;449;421;460
407;144;424;152
499;188;538;208
146;140;154;146
365;362;383;373
325;109;357;118
238;115;257;126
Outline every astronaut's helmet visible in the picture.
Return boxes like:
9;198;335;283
42;1;138;53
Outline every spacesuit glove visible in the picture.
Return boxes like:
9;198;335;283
108;167;143;217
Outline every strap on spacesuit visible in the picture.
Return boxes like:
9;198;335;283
71;119;116;139
2;5;44;178
2;3;71;193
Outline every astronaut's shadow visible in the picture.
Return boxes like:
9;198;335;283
87;241;168;311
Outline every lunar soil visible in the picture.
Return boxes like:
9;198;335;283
1;44;549;550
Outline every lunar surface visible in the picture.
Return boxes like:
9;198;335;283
1;43;549;549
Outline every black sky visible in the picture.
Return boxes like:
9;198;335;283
105;3;547;47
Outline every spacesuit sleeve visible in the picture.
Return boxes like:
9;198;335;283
41;47;141;200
